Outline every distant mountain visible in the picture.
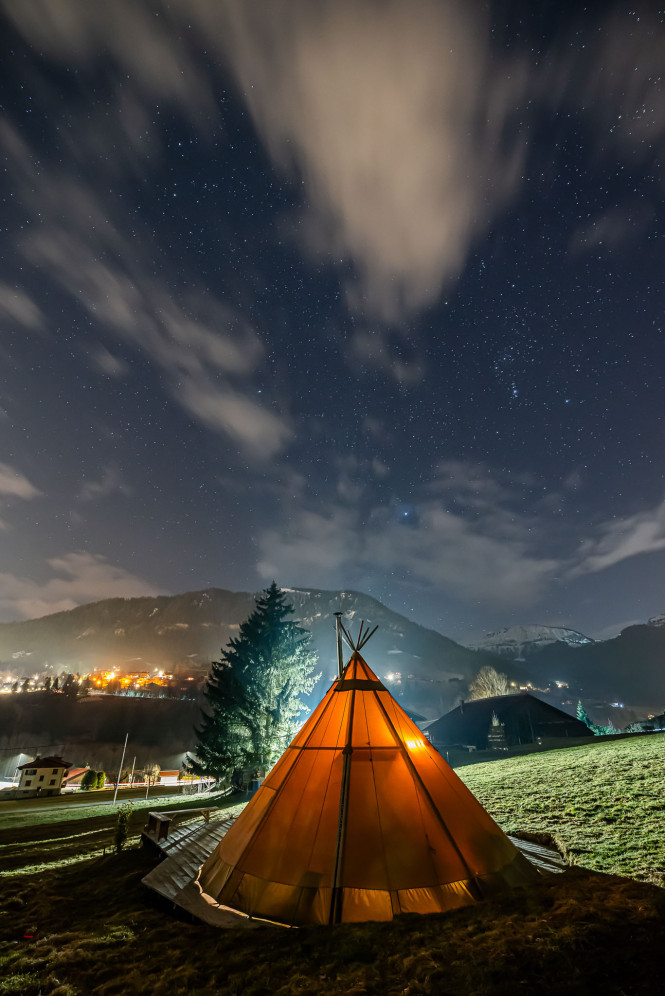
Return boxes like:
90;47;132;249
0;587;505;718
5;588;665;740
472;625;595;660
470;621;665;714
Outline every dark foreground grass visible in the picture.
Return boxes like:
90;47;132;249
1;847;664;996
459;732;665;885
2;736;665;994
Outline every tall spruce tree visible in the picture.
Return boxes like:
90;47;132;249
189;582;319;780
576;699;593;729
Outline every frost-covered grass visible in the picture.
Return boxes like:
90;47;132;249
1;738;664;994
459;732;665;885
0;794;241;874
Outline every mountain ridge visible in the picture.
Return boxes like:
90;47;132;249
0;586;505;719
468;620;665;714
3;588;664;716
471;624;596;659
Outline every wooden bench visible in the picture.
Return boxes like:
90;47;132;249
146;811;172;841
143;808;215;849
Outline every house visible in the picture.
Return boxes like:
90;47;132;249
159;769;180;786
16;756;73;797
426;692;593;752
62;766;90;790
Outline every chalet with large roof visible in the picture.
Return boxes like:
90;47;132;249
426;692;593;751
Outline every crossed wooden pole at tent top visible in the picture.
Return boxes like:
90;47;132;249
340;619;378;653
333;612;378;679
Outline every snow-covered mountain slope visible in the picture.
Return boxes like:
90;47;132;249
470;624;595;660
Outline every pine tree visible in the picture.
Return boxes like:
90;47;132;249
189;582;319;780
577;699;593;729
577;699;611;735
189;662;256;781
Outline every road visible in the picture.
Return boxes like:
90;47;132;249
0;783;214;815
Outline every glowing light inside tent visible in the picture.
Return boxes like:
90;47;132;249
406;739;425;750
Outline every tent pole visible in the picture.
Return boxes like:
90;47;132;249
334;612;344;679
329;686;356;924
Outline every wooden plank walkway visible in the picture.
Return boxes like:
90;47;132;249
142;817;567;929
509;835;567;874
142;817;264;928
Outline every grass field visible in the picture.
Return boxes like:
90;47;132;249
0;789;226;834
0;734;664;995
0;794;243;877
459;732;665;885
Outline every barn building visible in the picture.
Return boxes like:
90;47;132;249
426;693;593;752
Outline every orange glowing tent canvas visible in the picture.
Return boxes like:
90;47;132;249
198;630;537;926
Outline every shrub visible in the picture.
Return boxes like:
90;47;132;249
96;771;106;790
114;804;132;854
80;770;97;792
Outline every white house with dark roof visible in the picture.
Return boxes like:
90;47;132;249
16;756;73;796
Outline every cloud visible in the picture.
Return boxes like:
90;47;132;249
211;0;528;324
371;458;389;479
349;328;425;385
0;0;214;124
0;283;44;331
8;1;664;335
577;9;665;166
0;120;292;461
0;552;166;620
258;461;665;611
0;0;532;386
572;500;665;577
78;467;132;502
570;202;653;254
178;383;292;461
0;462;41;500
257;462;563;608
542;8;665;205
89;345;130;379
0;462;41;530
258;500;561;609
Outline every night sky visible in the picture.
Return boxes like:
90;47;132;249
1;0;665;643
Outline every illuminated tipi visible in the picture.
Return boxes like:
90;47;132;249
198;621;538;925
